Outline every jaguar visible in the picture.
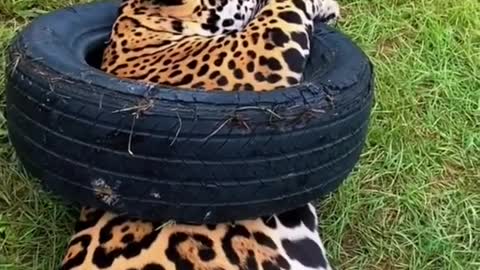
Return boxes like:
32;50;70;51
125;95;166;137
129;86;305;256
61;0;340;268
100;0;340;91
62;204;332;270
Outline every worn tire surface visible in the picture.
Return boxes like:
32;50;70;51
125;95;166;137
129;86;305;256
5;1;374;223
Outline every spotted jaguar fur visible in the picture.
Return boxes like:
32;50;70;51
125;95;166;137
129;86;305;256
100;0;339;91
61;0;340;268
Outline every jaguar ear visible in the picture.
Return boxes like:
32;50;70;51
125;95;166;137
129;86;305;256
151;0;184;5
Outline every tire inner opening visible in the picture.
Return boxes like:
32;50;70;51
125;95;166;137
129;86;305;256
85;44;105;70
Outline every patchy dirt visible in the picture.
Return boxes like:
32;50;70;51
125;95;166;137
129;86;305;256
91;178;119;206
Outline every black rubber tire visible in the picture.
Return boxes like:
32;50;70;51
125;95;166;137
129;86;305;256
5;1;374;223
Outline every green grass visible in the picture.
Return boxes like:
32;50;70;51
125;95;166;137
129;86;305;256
0;0;479;269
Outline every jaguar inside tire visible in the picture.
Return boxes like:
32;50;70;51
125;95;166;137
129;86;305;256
5;1;374;223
